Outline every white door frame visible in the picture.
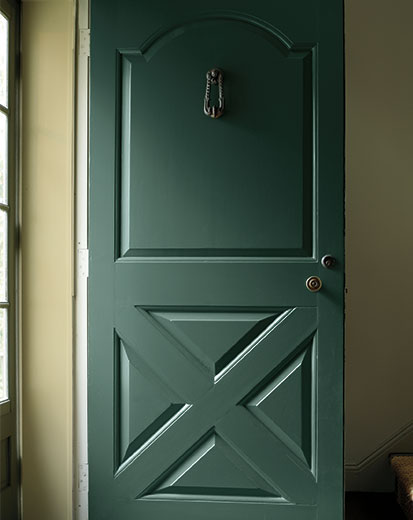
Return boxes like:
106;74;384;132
74;0;90;517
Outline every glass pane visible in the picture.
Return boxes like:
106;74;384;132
0;308;8;401
0;13;8;108
0;112;7;203
0;210;7;302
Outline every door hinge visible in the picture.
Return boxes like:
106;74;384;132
78;463;89;492
78;248;89;278
79;28;90;57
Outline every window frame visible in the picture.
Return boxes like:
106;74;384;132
0;0;19;517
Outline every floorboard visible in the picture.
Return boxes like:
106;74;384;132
345;492;405;520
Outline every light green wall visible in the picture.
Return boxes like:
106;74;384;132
21;1;75;518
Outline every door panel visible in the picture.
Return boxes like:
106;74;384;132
89;1;344;519
119;17;313;257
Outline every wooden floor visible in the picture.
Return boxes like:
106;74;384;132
345;493;405;520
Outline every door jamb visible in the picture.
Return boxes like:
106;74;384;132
74;0;90;517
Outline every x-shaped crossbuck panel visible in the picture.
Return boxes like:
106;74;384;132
114;306;317;504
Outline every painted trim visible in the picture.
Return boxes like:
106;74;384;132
73;0;89;518
345;420;413;474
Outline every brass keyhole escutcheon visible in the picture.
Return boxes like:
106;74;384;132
306;276;322;292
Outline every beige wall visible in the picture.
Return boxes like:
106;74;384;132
345;0;413;490
21;1;75;519
18;1;413;517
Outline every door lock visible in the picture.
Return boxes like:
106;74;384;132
321;255;336;269
306;276;322;292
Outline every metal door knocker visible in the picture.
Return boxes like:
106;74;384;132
204;68;225;119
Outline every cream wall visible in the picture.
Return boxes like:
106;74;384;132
18;1;413;518
345;0;413;490
21;1;75;519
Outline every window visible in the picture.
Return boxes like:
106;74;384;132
0;10;9;402
0;0;18;517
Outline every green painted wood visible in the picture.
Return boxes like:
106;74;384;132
149;311;278;375
89;1;344;518
246;345;313;466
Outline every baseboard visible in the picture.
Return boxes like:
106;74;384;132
345;420;413;492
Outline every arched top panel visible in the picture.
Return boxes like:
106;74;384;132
138;11;313;62
117;9;317;258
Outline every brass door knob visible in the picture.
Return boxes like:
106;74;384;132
306;276;322;292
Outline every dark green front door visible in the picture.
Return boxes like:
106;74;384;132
89;2;344;519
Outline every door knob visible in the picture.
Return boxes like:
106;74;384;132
306;276;322;292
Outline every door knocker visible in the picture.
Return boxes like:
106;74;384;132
204;68;224;119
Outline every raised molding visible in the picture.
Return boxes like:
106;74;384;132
137;11;312;61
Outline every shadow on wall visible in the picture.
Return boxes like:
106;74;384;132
345;0;413;491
